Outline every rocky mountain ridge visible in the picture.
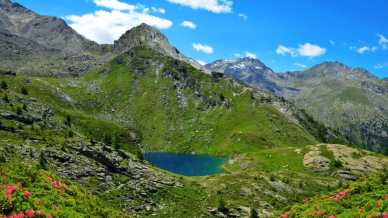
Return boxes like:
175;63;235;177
206;59;388;152
114;23;203;71
0;0;97;54
0;1;204;75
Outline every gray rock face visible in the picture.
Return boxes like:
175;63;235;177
0;0;101;75
0;0;97;54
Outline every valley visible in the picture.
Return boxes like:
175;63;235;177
0;0;387;217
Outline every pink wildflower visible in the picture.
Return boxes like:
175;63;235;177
52;180;62;189
7;212;24;218
382;212;388;218
46;213;53;218
384;194;388;200
328;216;336;218
37;210;44;217
23;191;32;199
25;209;35;218
5;185;17;201
279;212;289;218
333;191;349;202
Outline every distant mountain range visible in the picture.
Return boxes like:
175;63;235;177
206;59;388;152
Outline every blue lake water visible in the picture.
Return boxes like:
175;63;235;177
144;152;226;176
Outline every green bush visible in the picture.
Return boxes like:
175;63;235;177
2;94;9;103
250;208;259;218
16;106;23;115
217;198;228;213
21;87;28;95
0;81;7;90
330;159;343;169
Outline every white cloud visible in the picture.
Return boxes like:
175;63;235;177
377;34;388;50
180;20;196;29
276;43;326;58
66;0;173;44
245;52;256;59
238;13;248;21
297;43;326;57
375;62;388;69
196;60;207;66
152;7;166;14
276;45;297;57
167;0;233;13
293;63;307;68
329;40;335;45
192;43;214;54
355;46;378;54
233;53;241;58
94;0;134;11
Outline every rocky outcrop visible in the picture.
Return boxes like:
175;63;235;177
0;141;180;214
0;111;42;124
303;144;388;180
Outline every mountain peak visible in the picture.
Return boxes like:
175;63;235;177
205;57;283;95
237;57;266;66
114;23;171;54
113;23;205;70
305;61;377;79
312;61;349;70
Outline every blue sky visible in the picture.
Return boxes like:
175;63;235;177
14;0;388;78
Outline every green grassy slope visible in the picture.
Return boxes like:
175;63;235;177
40;46;319;155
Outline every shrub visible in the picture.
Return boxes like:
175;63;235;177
68;130;74;138
136;150;144;161
217;198;228;213
330;159;343;169
1;81;8;90
64;115;71;127
21;87;28;95
250;208;259;218
3;94;9;103
39;152;48;170
16;106;23;115
103;133;112;145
